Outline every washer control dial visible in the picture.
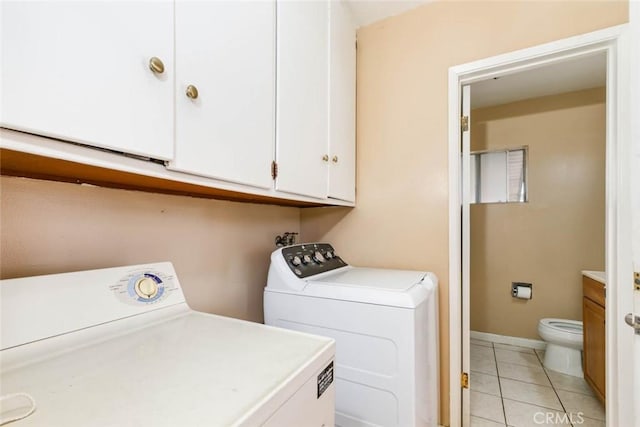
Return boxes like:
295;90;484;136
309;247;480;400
135;277;159;299
280;243;347;279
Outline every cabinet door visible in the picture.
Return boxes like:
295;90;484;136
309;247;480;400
328;0;356;203
170;1;276;189
275;0;329;199
583;297;606;402
0;1;174;160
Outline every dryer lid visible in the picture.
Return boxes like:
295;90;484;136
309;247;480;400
308;267;427;292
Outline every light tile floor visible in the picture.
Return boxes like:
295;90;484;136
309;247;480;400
470;338;605;427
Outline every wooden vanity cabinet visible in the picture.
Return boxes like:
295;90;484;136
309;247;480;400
582;275;605;404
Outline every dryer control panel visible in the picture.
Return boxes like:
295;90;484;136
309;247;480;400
281;243;347;278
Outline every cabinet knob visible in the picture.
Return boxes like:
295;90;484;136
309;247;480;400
186;85;199;100
148;57;165;74
322;154;329;162
332;156;338;163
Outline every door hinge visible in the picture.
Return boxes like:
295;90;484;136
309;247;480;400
271;161;278;180
461;115;469;132
461;372;469;389
634;272;640;291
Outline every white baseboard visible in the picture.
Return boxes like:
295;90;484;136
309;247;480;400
471;330;547;350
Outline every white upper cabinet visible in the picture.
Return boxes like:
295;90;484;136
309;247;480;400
1;1;355;205
275;0;356;202
275;0;330;199
0;1;174;160
328;0;356;203
169;1;276;189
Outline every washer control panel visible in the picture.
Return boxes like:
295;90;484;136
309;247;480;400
281;243;347;278
111;269;178;306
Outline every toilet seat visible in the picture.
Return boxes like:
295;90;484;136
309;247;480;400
538;318;583;351
540;318;583;334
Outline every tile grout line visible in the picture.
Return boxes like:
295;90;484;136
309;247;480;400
536;349;605;424
471;342;508;425
501;396;569;413
533;348;574;426
493;347;548;372
499;354;595;396
491;340;509;426
470;414;508;426
480;343;603;426
498;375;552;388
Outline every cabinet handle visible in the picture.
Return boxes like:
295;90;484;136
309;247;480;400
332;156;339;163
186;85;199;100
148;57;165;74
322;154;329;162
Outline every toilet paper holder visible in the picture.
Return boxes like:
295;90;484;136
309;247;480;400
512;282;533;299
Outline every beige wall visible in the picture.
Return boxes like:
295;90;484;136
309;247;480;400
0;176;299;322
470;88;606;340
300;2;627;424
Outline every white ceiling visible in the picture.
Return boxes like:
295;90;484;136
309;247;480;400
345;0;430;27
471;53;607;109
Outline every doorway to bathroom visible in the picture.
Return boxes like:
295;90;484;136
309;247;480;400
466;54;607;427
447;25;636;427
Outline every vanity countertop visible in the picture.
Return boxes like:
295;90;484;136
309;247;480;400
582;270;606;285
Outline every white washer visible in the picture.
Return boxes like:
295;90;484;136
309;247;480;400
0;263;335;426
264;243;439;427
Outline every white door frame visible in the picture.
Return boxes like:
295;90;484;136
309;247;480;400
631;1;640;424
447;24;633;427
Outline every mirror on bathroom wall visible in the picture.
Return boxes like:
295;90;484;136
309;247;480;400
470;147;528;204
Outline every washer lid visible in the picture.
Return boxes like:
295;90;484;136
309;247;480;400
309;268;427;291
303;267;437;308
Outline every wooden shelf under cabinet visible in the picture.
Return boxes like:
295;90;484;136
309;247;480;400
582;275;605;404
0;149;326;208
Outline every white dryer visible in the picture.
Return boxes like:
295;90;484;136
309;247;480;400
1;263;335;427
264;243;439;427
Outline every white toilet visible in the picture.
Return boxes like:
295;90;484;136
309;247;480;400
537;318;583;377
